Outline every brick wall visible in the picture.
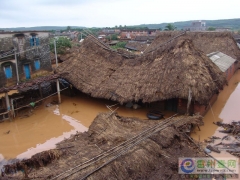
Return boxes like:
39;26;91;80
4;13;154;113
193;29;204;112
193;93;218;116
0;32;52;88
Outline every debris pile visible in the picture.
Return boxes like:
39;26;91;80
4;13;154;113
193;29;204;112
2;112;203;180
203;121;240;157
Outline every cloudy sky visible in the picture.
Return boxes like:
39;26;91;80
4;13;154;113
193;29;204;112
0;0;239;28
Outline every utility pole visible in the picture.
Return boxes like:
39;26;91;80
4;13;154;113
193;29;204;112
14;49;19;84
54;39;58;67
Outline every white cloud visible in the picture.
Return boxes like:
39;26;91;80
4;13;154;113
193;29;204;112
0;0;239;28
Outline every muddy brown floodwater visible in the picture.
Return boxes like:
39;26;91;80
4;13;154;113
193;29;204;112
191;70;240;180
191;70;240;141
0;91;174;168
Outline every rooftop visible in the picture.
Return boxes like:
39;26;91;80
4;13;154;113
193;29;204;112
207;51;236;72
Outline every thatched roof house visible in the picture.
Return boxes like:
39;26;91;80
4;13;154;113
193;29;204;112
146;31;240;60
125;41;148;52
56;33;228;108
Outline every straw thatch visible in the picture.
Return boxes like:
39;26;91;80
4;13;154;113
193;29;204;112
3;112;204;180
146;31;240;60
0;73;63;93
125;41;148;52
56;33;227;105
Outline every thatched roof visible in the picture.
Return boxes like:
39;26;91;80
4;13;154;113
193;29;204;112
125;41;148;52
56;34;227;104
146;31;240;60
0;74;61;93
3;112;204;179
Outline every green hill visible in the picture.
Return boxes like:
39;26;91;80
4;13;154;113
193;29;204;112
138;18;240;30
0;26;86;31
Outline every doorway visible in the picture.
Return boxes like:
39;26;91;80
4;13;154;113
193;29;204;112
165;98;178;112
24;64;31;79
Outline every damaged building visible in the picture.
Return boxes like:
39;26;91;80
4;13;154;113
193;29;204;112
55;31;240;116
0;31;52;88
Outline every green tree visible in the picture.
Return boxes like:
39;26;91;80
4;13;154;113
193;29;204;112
107;34;118;41
164;24;176;31
50;37;72;54
66;26;71;31
111;42;127;49
208;27;216;31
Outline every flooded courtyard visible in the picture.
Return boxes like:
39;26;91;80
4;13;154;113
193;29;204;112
0;91;175;168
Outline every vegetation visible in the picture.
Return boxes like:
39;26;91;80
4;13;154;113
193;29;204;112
66;26;71;31
111;42;127;49
207;27;216;31
50;37;72;54
107;34;118;41
135;18;240;30
164;24;176;31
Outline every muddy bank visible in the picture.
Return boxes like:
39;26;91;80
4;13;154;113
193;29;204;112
3;112;203;180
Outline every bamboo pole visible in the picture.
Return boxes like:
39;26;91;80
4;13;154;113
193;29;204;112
56;79;61;104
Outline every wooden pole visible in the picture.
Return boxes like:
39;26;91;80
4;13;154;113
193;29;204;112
10;98;15;118
5;92;11;120
14;50;19;84
54;39;58;67
57;79;61;104
38;84;43;98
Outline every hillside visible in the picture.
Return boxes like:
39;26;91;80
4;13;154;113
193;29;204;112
0;18;239;31
138;18;240;30
0;26;86;31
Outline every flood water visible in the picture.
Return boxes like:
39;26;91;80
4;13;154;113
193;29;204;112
191;70;240;180
0;91;174;168
191;70;240;141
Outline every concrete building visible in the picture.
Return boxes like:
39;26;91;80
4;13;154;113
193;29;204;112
120;29;158;39
0;31;52;88
185;21;206;31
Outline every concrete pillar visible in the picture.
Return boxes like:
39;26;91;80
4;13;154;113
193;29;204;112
56;79;61;104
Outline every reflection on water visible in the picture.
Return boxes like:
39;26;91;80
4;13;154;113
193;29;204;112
219;83;240;123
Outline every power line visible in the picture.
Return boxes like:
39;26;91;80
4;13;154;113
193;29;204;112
0;42;51;59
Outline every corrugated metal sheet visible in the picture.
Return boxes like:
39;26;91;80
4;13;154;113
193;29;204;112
207;52;236;72
237;43;240;49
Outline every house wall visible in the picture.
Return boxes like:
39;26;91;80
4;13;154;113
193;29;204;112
225;62;237;81
193;93;218;116
120;30;158;39
0;32;52;88
177;98;194;115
